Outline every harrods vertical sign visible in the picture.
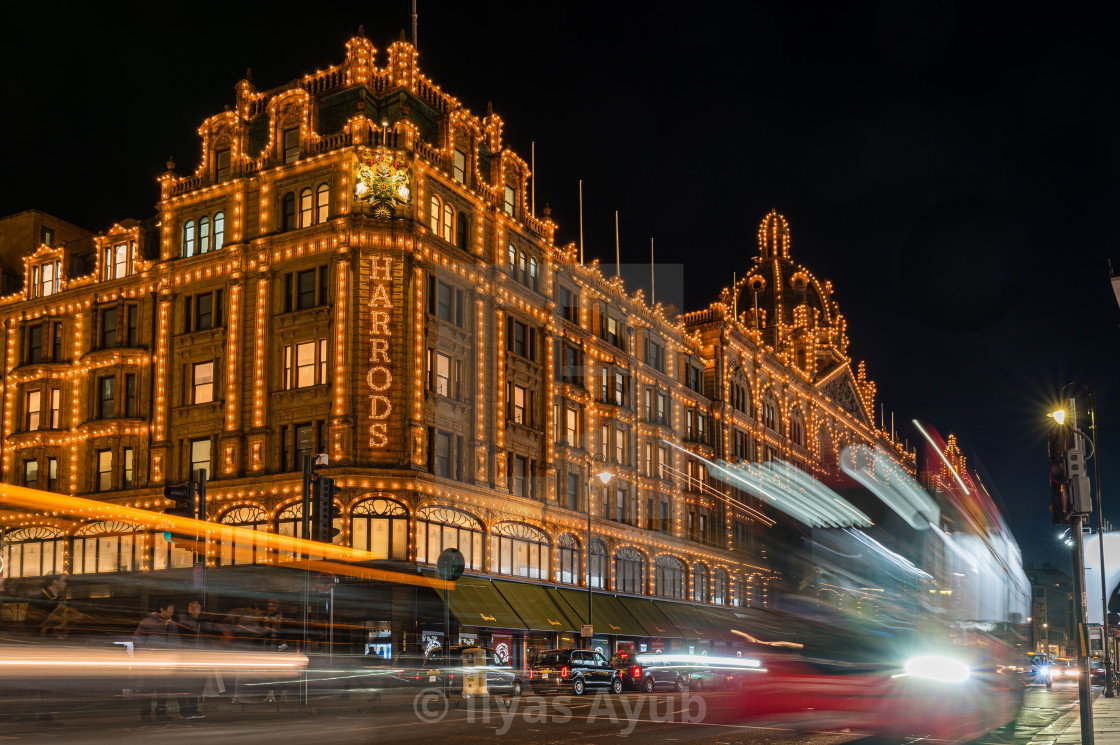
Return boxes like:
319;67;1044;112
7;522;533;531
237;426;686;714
366;255;395;450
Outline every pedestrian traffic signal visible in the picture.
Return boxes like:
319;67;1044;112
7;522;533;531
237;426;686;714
313;476;342;543
164;481;198;520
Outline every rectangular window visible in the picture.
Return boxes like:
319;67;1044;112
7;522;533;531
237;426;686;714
511;319;526;357
101;308;117;348
216;149;231;180
296;340;316;387
50;388;61;429
26;390;41;431
185;290;223;332
41;227;54;246
97;376;115;419
127;305;138;347
434;351;451;396
23;459;37;487
453;149;466;184
295;424;313;468
565;406;579;448
297;268;317;309
511;384;526;424
190;438;211;480
566;472;580;511
689;366;702;393
648;339;663;372
52;322;62;361
511;455;527;497
615;425;627;465
26;324;43;363
193;361;214;404
283;127;300;164
503;185;516;216
563;344;581;385
113;242;128;279
97;450;112;492
123;448;134;489
319;338;328;385
125;374;137;417
47;457;58;492
434;430;451;478
559;286;579;323
606;316;620;347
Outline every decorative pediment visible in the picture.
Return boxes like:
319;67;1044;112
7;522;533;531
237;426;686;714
821;368;869;425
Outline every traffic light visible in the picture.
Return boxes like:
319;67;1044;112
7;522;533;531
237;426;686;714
313;476;342;543
164;481;198;520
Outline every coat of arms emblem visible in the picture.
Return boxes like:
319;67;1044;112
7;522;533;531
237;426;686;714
354;148;411;219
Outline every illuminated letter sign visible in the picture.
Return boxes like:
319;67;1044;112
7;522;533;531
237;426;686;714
368;256;394;449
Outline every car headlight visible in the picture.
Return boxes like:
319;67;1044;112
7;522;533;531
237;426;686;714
901;655;971;683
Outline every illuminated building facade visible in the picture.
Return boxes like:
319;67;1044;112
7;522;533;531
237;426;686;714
0;33;905;655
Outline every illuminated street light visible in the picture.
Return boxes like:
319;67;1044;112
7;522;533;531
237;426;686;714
586;456;613;646
1051;409;1067;425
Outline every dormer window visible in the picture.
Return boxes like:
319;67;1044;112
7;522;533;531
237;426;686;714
31;259;61;298
216;149;231;181
283;128;300;164
102;242;133;281
40;227;54;246
503;185;515;217
453;149;466;184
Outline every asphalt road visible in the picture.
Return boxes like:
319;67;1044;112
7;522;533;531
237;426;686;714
0;686;1082;745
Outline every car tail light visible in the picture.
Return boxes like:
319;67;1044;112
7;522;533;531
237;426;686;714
560;665;569;679
631;666;641;678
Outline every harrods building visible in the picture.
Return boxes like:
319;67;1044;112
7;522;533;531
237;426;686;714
0;33;906;659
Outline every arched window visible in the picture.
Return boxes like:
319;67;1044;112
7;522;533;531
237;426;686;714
73;521;144;574
274;501;343;558
218;506;270;566
429;196;441;234
790;405;805;447
213;212;225;251
199;216;210;253
299;188;313;228
316;183;330;223
351;498;409;560
442;203;454;243
1;526;65;578
654;555;687;599
416;506;482;570
692;563;710;603
712;568;729;605
456;211;468;251
614;547;647;595
762;389;780;432
182;220;196;257
558;532;581;585
528;257;538;291
589;539;608;589
490;522;549;579
281;192;296;231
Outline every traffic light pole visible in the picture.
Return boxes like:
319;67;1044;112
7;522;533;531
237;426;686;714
300;455;312;706
1072;511;1096;745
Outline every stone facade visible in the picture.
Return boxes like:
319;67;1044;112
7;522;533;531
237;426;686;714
0;33;908;609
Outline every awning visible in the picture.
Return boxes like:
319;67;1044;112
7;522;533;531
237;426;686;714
652;600;737;642
616;596;682;638
437;573;527;630
493;581;584;632
555;588;647;637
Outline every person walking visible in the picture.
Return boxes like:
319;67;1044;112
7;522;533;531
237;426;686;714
22;575;69;726
174;600;206;719
134;600;179;722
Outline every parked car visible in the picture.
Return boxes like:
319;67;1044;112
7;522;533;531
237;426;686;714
612;654;690;693
529;648;623;695
424;645;525;696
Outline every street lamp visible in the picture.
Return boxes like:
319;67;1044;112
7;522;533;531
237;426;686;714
586;456;612;647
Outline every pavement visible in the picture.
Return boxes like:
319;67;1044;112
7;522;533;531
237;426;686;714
1031;691;1120;744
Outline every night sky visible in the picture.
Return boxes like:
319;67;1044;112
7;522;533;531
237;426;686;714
3;2;1117;568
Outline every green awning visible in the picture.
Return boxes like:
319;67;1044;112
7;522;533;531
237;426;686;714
441;574;527;630
652;600;737;641
493;581;583;632
616;596;683;638
555;588;647;637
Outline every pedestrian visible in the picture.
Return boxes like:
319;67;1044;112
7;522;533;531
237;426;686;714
173;599;206;719
134;599;179;722
22;575;69;726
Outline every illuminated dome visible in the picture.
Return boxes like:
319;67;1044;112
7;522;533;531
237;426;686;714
733;210;850;380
